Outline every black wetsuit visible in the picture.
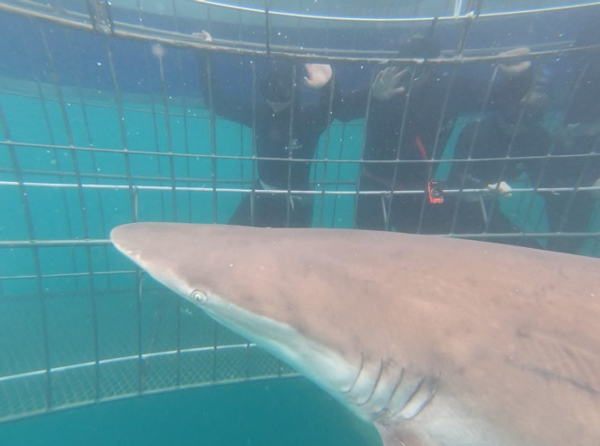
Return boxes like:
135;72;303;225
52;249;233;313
226;93;332;228
342;63;535;233
443;115;550;248
200;57;338;227
354;78;450;232
541;34;600;254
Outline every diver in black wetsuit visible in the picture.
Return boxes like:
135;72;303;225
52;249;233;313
541;15;600;254
443;88;551;248
197;31;337;227
228;60;335;227
335;30;447;232
344;27;537;234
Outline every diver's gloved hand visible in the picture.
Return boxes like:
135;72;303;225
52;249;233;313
592;178;600;200
486;181;513;198
372;66;409;101
192;30;213;43
303;64;332;89
498;47;531;76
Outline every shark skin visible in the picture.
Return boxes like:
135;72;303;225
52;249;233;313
111;222;600;446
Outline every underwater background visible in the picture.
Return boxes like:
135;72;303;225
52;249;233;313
1;0;599;444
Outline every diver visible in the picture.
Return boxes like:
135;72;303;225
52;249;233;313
442;86;551;248
341;26;447;233
341;21;537;234
196;31;336;227
540;14;600;254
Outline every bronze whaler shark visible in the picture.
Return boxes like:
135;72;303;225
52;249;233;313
111;223;600;446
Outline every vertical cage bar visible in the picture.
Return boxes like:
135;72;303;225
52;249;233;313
156;47;179;222
204;56;219;223
212;322;219;381
455;4;479;56
384;66;418;232
136;0;168;221
86;0;114;35
0;105;53;410
148;85;168;221
235;5;246;188
72;60;112;287
20;21;79;277
353;68;376;229
104;30;144;399
38;24;102;401
104;40;137;222
136;269;144;394
171;0;185;386
265;0;271;56
295;0;303;53
250;62;258;226
285;64;298;227
317;75;336;227
174;296;182;388
172;0;193;223
454;0;464;17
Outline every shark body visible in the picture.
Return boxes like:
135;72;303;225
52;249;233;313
111;223;600;446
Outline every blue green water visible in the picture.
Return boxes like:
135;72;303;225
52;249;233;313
1;378;380;446
0;82;372;445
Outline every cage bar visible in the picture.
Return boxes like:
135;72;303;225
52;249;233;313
1;0;599;426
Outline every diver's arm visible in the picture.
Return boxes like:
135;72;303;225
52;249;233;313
303;63;333;89
448;47;535;116
331;67;408;122
372;67;409;101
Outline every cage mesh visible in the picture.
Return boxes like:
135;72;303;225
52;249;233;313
1;0;599;425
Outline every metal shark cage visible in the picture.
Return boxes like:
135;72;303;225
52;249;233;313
0;0;599;424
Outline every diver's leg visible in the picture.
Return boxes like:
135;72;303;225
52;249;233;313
228;182;271;227
392;194;425;234
486;208;543;249
356;194;387;230
355;176;388;230
228;193;253;226
289;195;314;228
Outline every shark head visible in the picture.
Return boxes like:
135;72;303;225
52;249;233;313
111;222;600;446
111;223;373;414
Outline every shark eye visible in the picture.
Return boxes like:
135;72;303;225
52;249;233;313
191;290;208;305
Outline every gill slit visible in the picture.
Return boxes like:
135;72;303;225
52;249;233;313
373;367;404;420
342;352;364;394
399;376;427;416
395;375;439;420
357;359;384;406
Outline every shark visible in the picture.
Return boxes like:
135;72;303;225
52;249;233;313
111;222;600;446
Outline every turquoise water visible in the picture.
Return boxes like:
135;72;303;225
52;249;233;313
0;82;372;445
1;378;380;446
